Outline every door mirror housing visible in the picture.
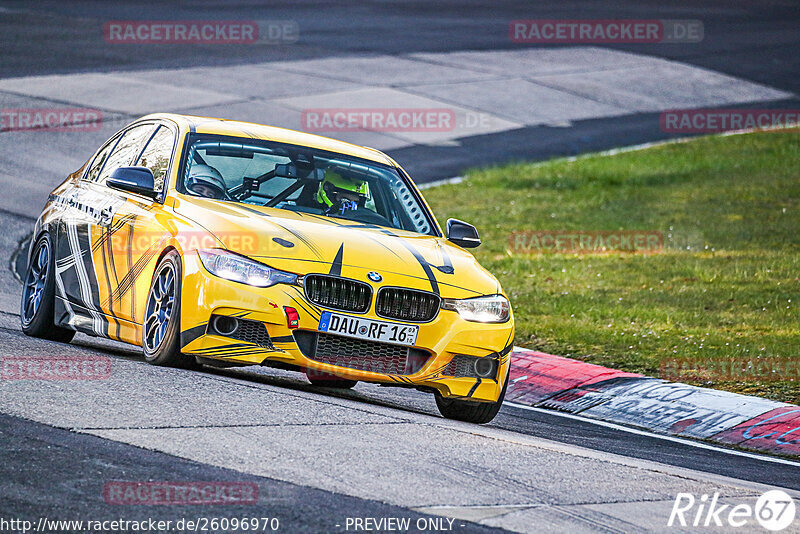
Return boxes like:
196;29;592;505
107;167;157;199
446;218;481;248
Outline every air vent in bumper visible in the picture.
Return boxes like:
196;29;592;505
209;315;273;349
293;331;429;376
444;354;498;379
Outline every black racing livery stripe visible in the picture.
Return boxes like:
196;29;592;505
180;323;208;348
218;349;276;358
290;294;321;321
419;362;449;380
286;285;322;313
395;237;439;294
467;378;482;398
235;205;324;259
246;255;479;295
191;343;255;355
76;223;103;312
97;225;121;340
75;222;110;336
373;227;442;294
104;215;125;339
329;244;344;276
126;215;135;320
192;344;279;358
434;243;454;275
240;127;264;140
304;215;404;260
281;287;321;320
104;239;161;309
498;332;515;365
91;213;135;253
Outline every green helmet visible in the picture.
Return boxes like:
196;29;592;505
317;170;369;208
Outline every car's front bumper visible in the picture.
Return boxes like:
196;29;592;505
179;253;514;403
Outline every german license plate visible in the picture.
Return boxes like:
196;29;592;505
318;311;418;346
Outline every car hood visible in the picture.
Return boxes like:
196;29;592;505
173;196;500;299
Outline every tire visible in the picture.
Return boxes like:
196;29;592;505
306;370;358;389
142;251;196;369
435;370;509;424
20;233;75;343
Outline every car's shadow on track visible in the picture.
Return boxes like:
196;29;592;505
72;334;445;422
71;338;142;361
5;261;444;424
208;365;443;420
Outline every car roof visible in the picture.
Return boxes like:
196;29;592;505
140;113;396;167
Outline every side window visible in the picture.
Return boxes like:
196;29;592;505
96;124;156;184
135;125;175;193
84;134;121;182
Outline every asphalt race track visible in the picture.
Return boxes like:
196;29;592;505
0;2;799;532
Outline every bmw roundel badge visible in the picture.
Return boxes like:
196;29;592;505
367;271;382;283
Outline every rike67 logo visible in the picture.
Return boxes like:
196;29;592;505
669;490;796;531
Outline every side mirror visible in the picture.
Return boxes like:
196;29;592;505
107;167;157;199
446;218;481;248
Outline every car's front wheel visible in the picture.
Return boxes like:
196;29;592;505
435;372;509;424
142;251;196;369
20;233;75;343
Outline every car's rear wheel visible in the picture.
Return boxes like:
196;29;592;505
435;371;509;424
306;370;358;389
20;233;75;343
142;251;196;369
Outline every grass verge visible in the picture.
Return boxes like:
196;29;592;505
424;130;800;404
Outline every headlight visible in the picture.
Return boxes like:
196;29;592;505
197;249;297;288
441;294;510;323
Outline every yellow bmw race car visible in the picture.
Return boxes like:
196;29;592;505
20;113;514;423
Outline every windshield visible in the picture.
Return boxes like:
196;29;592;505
179;134;436;236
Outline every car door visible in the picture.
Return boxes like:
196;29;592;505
92;122;179;342
54;122;158;339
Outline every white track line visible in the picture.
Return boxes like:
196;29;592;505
505;401;800;468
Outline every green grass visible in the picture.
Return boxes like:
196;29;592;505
424;130;800;404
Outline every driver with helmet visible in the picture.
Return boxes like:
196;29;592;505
186;164;227;200
316;170;369;215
